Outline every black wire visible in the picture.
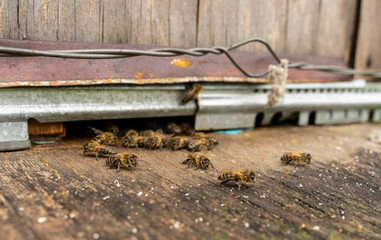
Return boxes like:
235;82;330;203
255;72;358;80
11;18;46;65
0;37;380;78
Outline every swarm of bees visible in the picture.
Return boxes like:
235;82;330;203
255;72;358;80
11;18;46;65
82;121;312;191
122;122;218;152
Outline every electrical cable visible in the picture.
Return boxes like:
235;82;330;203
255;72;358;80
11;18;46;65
0;37;380;78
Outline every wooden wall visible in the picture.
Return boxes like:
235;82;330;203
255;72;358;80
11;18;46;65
0;0;378;67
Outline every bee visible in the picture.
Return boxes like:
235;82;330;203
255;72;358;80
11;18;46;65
83;142;117;160
186;138;210;152
140;130;156;137
166;122;182;135
183;153;214;170
105;122;119;135
87;127;116;146
167;136;188;150
218;170;256;191
179;123;195;136
122;135;147;149
106;153;138;171
281;151;311;167
194;132;218;147
182;83;202;103
145;134;167;150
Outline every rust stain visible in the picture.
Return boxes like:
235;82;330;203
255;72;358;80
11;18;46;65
134;72;144;79
171;59;193;68
0;76;354;89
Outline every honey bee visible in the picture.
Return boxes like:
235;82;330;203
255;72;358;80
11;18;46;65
218;170;256;191
127;129;138;136
186;138;210;152
83;142;117;160
140;130;156;137
281;151;311;167
105;122;119;135
106;153;138;171
183;153;214;170
179;123;195;136
122;135;147;149
145;134;167;150
87;127;116;146
167;136;188;150
194;132;218;147
182;83;202;103
166;122;182;135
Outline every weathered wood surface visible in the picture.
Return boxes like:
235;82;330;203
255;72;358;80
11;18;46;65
0;0;357;58
0;123;380;239
355;0;381;76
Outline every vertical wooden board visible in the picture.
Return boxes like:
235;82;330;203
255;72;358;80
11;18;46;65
197;0;239;48
27;0;59;41
57;0;76;41
286;0;320;55
0;0;18;39
169;0;197;47
102;0;128;43
128;0;170;46
197;0;287;53
75;0;101;42
16;0;29;40
355;0;381;73
315;0;357;59
236;0;287;53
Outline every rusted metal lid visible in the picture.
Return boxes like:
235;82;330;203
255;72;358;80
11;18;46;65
0;39;349;88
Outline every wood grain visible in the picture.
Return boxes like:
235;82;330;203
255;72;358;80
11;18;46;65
355;0;381;74
0;124;380;239
0;0;359;58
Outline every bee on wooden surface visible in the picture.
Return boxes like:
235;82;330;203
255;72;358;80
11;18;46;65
139;130;156;137
122;135;147;149
182;83;202;103
146;134;167;150
281;151;311;167
166;122;182;135
194;132;218;147
218;170;256;191
106;153;138;171
83;142;117;160
183;153;214;170
105;122;119;136
186;138;210;152
179;123;195;136
167;136;188;150
87;127;116;146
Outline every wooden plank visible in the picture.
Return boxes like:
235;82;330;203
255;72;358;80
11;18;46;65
286;0;320;54
28;0;59;41
197;0;287;52
355;0;381;75
314;0;357;60
0;124;380;239
128;0;170;46
0;0;18;39
169;0;197;47
75;0;101;42
57;0;76;41
28;119;65;137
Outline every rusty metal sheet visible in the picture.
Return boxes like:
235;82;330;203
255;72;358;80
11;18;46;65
0;39;350;88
